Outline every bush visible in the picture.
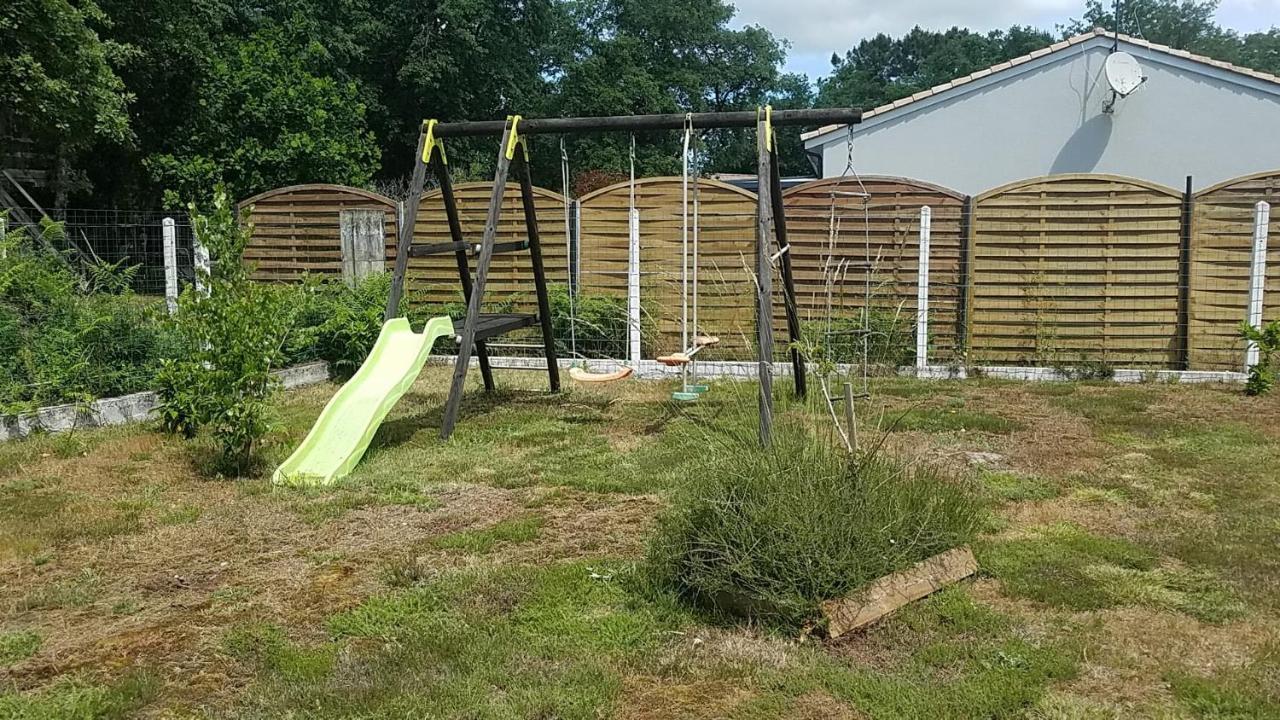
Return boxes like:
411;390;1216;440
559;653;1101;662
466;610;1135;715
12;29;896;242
644;421;984;630
1241;320;1280;396
803;308;915;369
157;188;296;474
0;217;177;414
548;284;629;359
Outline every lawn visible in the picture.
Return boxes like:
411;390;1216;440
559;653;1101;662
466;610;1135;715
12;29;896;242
1;369;1278;718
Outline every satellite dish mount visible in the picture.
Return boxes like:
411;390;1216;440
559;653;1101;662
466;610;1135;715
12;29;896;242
1103;50;1147;113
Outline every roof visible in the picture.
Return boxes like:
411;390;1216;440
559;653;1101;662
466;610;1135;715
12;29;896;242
802;27;1280;142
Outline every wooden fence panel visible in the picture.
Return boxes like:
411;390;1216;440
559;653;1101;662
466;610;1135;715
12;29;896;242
782;177;966;364
579;178;759;358
239;184;397;282
403;182;570;314
1190;171;1280;371
970;175;1184;368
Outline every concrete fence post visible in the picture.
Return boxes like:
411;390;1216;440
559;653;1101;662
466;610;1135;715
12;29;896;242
1246;201;1270;371
916;206;932;373
628;207;642;363
1;214;7;259
193;231;210;296
162;217;178;314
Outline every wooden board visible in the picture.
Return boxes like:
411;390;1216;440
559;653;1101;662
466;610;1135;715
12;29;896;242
820;546;978;639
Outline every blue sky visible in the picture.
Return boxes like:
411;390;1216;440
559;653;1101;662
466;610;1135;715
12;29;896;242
731;0;1280;79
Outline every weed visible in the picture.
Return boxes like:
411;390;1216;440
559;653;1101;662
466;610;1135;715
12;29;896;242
645;421;984;628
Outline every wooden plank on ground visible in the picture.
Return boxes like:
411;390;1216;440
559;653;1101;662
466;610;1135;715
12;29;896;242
820;546;978;639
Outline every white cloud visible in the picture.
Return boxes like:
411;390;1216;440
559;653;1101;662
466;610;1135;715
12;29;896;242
731;0;1280;78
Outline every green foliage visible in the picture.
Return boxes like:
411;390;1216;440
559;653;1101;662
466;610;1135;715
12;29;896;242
1241;320;1280;396
429;516;543;554
548;284;631;359
157;188;295;474
0;0;133;201
0;630;41;666
803;309;917;369
644;421;984;629
148;19;380;203
288;274;401;375
0;217;177;413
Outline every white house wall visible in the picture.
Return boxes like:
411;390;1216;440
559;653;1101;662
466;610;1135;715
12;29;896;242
811;41;1280;194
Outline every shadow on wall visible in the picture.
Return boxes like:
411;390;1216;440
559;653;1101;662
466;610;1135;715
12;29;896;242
1050;113;1113;174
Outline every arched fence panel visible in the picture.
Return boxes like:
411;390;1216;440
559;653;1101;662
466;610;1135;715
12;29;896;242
1191;171;1280;371
579;177;759;358
239;184;397;283
783;176;966;366
405;182;571;315
971;175;1185;368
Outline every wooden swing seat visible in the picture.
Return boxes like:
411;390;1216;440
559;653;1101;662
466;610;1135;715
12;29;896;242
694;335;720;347
657;353;691;367
568;366;634;384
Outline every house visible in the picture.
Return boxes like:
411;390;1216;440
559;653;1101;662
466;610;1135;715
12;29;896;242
802;28;1280;194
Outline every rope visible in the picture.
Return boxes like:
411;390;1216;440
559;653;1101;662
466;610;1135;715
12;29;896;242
560;138;577;359
681;114;693;391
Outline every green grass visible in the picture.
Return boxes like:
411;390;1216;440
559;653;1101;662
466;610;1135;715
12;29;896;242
888;406;1022;434
0;630;41;665
1051;387;1172;437
1168;642;1280;719
979;524;1243;622
17;568;104;611
980;471;1060;503
429;516;543;554
0;672;157;719
158;503;202;525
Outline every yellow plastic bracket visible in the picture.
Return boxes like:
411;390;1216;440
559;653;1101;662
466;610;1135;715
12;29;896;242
421;119;448;165
505;115;524;161
764;105;774;152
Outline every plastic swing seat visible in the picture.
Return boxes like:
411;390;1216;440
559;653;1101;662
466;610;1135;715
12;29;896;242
568;366;634;384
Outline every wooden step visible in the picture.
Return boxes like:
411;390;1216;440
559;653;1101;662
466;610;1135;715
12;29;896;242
455;313;538;341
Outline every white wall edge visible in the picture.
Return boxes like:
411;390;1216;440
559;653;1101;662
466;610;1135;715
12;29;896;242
0;361;332;442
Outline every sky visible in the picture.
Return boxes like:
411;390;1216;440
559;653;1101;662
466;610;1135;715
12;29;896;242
731;0;1280;79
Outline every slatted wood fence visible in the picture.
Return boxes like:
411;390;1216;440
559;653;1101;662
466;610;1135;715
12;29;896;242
969;175;1185;368
239;184;397;282
782;177;966;364
240;170;1280;371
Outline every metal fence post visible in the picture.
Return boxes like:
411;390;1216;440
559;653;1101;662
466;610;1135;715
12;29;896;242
162;217;178;313
1246;201;1270;371
628;206;642;363
916;206;932;374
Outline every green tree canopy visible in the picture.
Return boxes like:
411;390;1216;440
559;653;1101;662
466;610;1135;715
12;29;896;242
146;19;380;204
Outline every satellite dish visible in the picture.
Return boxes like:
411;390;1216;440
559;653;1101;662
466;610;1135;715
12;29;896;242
1104;52;1145;97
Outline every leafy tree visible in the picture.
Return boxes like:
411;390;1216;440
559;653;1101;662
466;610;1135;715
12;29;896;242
0;0;133;203
1065;0;1229;50
146;19;380;204
157;188;296;474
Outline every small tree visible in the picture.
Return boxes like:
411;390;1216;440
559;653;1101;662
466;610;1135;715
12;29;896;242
157;187;294;474
1241;320;1280;397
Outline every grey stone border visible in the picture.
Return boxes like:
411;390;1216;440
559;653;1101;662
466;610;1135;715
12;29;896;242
0;361;331;442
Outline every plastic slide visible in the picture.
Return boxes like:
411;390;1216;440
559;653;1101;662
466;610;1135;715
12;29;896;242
273;315;454;487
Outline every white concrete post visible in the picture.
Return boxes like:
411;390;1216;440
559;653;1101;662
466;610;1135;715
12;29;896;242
193;232;210;296
1;214;7;259
628;207;642;363
162;217;178;314
1246;201;1270;371
916;206;932;373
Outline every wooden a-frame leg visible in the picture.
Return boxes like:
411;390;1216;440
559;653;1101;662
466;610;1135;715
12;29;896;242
441;122;515;439
770;145;806;399
432;152;495;392
756;117;775;447
514;151;561;393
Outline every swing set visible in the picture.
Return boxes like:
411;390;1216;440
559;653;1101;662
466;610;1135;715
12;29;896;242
384;107;863;443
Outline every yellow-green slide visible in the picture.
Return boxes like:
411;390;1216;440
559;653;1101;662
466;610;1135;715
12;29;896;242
273;315;454;487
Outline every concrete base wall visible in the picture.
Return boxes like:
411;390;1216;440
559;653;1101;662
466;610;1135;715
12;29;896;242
0;361;331;442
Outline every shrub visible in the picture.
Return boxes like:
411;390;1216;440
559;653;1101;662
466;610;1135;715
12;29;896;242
0;217;177;413
1241;320;1280;396
644;420;984;629
157;188;296;474
548;284;629;359
802;308;915;370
